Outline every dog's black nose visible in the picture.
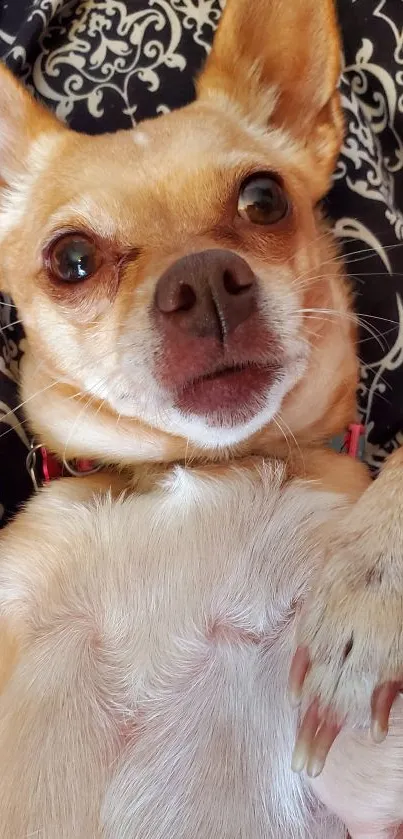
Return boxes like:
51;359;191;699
154;249;256;340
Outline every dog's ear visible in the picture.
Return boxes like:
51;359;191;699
197;0;343;200
0;63;63;182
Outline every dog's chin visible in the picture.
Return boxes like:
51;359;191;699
160;360;307;450
174;364;278;424
103;356;307;452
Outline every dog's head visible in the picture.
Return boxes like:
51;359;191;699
0;0;356;465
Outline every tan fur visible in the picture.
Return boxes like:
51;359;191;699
0;1;402;837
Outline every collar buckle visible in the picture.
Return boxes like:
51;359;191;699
26;440;101;490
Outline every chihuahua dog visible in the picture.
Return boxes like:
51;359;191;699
0;0;403;837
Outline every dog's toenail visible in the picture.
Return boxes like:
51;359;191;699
306;757;325;778
291;742;307;774
371;719;387;744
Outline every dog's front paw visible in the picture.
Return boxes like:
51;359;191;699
289;525;403;779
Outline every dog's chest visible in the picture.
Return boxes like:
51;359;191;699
72;464;344;839
1;463;347;838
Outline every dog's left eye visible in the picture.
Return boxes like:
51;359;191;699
46;234;102;283
237;174;289;225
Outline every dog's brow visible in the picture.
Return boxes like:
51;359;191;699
207;150;270;170
47;196;117;239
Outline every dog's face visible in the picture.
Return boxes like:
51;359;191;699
0;0;357;463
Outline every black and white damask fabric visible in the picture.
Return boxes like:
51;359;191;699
0;0;402;524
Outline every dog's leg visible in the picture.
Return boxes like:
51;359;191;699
289;448;403;778
0;478;125;838
0;622;120;837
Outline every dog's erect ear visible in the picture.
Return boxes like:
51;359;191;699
197;0;344;199
0;63;63;182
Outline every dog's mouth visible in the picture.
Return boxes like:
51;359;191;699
174;362;280;422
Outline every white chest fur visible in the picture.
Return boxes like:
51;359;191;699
0;461;347;839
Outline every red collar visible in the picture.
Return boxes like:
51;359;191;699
41;449;96;482
26;444;99;491
26;424;365;490
342;423;365;459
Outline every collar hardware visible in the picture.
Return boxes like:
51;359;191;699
26;440;101;490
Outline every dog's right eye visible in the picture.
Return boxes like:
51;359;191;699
237;174;289;226
46;234;102;283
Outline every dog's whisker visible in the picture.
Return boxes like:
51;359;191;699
325;241;403;263
296;307;387;350
0;414;32;442
61;391;103;465
0;318;24;330
276;413;305;470
272;415;293;462
0;380;63;426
